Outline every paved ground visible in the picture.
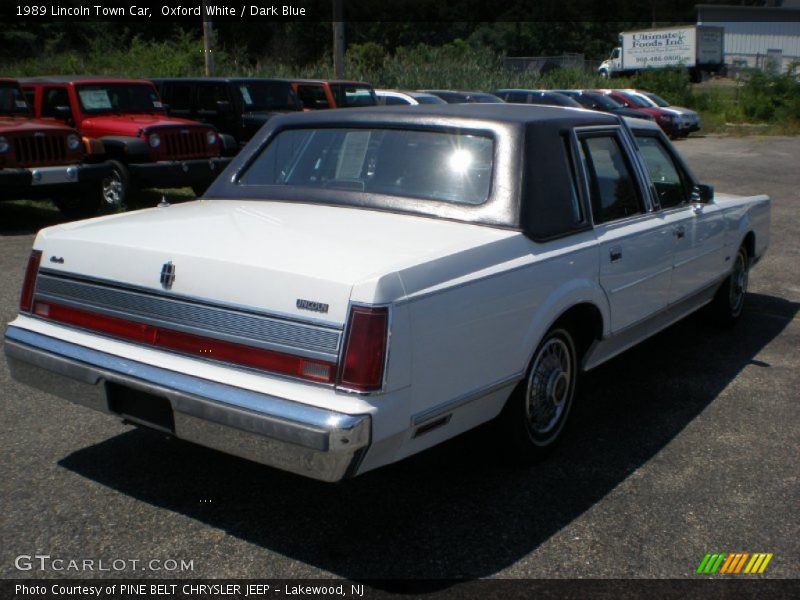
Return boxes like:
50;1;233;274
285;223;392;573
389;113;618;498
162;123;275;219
1;136;798;584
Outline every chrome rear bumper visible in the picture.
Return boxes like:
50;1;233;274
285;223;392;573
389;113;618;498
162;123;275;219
4;326;370;482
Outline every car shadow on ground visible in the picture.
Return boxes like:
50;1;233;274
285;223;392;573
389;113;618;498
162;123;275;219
58;292;798;586
0;191;197;236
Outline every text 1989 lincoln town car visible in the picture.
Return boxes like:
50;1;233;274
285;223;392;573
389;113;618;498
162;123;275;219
4;105;770;481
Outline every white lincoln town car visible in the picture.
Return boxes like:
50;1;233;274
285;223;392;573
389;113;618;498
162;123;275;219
4;105;770;481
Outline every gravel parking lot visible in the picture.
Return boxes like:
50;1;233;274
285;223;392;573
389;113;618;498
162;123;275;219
1;136;798;585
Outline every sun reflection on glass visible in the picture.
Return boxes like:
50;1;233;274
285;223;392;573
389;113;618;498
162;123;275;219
448;149;473;174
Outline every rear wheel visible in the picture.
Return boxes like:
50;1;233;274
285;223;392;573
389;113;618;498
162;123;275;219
499;327;579;461
710;245;749;325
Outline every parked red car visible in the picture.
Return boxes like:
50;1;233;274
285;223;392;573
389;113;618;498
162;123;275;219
596;89;684;139
1;78;110;217
21;77;235;207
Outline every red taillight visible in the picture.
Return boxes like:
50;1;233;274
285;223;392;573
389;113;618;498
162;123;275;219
19;250;42;313
32;301;335;384
337;306;389;393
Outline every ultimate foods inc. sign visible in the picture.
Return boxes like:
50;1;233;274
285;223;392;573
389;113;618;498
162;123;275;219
623;26;696;68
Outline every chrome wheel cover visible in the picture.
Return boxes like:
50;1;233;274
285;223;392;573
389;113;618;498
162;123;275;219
525;335;574;441
101;169;124;207
729;249;749;315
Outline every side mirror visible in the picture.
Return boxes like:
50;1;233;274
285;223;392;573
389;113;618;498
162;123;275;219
692;183;714;203
216;100;232;115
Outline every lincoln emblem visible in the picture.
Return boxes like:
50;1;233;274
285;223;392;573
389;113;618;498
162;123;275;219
160;261;175;289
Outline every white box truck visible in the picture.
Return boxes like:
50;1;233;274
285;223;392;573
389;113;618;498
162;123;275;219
599;25;724;81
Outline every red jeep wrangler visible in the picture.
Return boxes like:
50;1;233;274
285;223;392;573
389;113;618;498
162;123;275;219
21;77;235;208
1;78;111;218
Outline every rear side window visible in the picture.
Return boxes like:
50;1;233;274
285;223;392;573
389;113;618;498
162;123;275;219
164;83;192;111
521;127;588;240
382;95;410;106
296;85;328;110
41;87;70;118
635;134;692;209
238;127;493;206
579;134;643;223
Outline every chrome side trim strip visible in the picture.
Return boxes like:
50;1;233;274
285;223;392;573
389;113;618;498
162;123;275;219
607;264;674;295
34;272;341;361
411;372;522;426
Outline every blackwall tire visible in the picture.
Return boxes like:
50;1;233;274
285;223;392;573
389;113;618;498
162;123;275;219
710;245;750;326
500;327;579;462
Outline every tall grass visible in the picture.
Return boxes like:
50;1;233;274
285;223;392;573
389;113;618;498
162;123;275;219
3;38;797;133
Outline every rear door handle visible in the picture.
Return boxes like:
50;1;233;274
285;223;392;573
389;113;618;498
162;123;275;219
674;226;686;239
609;247;622;262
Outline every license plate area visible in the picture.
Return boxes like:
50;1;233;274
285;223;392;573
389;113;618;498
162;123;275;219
107;382;175;434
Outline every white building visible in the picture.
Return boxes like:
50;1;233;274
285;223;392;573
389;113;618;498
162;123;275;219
697;3;800;73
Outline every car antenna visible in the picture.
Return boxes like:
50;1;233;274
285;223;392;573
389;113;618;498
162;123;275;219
158;194;170;208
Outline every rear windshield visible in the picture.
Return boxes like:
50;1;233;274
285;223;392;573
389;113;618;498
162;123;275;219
238;127;493;206
237;81;300;111
329;84;378;107
76;83;163;114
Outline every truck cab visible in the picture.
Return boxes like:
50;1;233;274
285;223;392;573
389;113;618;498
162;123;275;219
1;78;110;218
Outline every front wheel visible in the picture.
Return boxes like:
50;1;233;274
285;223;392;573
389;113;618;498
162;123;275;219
499;327;579;461
710;245;750;326
101;160;133;210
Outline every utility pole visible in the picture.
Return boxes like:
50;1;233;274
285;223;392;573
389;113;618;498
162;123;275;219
202;0;215;76
333;0;345;78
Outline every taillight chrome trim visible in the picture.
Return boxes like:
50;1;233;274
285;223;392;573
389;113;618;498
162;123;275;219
335;302;392;395
19;250;42;313
33;270;342;363
31;300;337;386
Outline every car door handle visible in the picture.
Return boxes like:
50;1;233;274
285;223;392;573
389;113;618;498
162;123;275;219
609;247;622;262
674;226;686;239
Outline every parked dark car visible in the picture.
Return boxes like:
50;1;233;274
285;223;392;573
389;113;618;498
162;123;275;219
423;90;505;104
153;78;302;146
555;90;654;121
494;89;582;108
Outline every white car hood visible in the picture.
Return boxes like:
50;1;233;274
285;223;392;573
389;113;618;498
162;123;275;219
35;199;518;323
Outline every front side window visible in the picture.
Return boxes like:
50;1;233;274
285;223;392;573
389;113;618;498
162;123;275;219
579;134;643;224
239;127;493;206
0;82;29;115
635;135;692;209
76;83;162;114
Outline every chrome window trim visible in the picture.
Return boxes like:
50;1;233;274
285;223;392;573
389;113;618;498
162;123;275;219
573;124;655;223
